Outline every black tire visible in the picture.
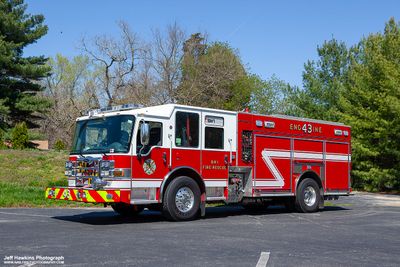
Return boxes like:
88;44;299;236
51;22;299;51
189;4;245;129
111;203;144;216
162;176;200;221
295;178;321;213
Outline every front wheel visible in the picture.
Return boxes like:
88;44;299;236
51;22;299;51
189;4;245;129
295;178;321;213
111;203;144;216
162;176;200;221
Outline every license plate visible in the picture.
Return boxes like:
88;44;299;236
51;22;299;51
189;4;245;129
76;178;92;186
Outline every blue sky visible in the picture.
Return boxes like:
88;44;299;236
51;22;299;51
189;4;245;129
25;0;400;87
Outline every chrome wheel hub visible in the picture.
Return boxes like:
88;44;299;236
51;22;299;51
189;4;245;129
304;186;317;207
175;187;194;213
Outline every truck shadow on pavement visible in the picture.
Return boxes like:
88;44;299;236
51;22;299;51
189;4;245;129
52;205;348;225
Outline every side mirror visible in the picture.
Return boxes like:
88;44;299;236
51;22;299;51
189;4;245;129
140;123;150;146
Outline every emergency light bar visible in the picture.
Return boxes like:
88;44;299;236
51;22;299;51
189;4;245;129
86;104;142;117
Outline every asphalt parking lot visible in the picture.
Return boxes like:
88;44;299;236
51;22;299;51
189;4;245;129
1;192;399;267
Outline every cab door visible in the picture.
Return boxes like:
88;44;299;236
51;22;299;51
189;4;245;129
172;110;201;172
201;113;229;181
132;120;169;179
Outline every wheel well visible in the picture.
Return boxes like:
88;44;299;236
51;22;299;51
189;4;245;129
160;167;206;201
296;171;323;194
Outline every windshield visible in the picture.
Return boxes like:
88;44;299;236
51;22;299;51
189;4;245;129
71;115;135;154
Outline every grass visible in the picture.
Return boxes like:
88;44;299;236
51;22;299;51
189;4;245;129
206;202;226;208
0;149;91;207
324;201;353;207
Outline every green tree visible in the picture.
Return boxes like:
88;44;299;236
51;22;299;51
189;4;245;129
182;33;206;64
11;121;28;149
53;139;65;151
0;128;6;148
296;39;349;120
224;74;260;112
340;18;400;191
293;18;400;191
250;75;300;115
0;0;50;129
177;35;250;110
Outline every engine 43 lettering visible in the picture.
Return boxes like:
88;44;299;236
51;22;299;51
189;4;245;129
290;123;322;134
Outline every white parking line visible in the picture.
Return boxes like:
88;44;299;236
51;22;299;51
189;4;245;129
256;252;270;267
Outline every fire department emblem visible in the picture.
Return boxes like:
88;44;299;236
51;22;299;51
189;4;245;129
143;159;156;175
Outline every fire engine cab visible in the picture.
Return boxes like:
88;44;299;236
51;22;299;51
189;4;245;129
46;104;351;221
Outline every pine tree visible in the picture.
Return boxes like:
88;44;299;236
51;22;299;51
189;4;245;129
0;0;50;129
340;18;400;191
296;18;400;191
297;39;349;121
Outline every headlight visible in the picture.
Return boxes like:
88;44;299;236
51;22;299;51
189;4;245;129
100;160;115;178
100;160;114;169
65;161;73;169
65;161;73;176
100;161;109;168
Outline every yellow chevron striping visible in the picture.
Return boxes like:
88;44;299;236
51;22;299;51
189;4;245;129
82;190;96;202
97;190;108;201
46;187;121;203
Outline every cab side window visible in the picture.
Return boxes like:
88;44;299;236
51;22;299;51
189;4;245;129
205;127;224;149
136;121;162;154
175;112;199;147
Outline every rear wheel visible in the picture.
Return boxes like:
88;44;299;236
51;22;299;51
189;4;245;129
162;176;200;221
295;178;320;213
111;203;144;216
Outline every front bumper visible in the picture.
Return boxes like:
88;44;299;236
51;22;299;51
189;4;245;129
45;187;131;203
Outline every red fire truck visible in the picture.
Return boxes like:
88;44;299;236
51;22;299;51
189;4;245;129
46;104;351;221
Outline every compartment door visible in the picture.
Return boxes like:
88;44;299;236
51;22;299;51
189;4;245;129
254;136;292;192
325;142;351;191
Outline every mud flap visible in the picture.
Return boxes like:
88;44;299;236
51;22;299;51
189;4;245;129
200;192;206;217
319;191;325;209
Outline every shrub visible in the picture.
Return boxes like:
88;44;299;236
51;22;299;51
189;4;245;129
28;130;46;140
11;122;29;149
0;130;6;149
54;139;66;151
